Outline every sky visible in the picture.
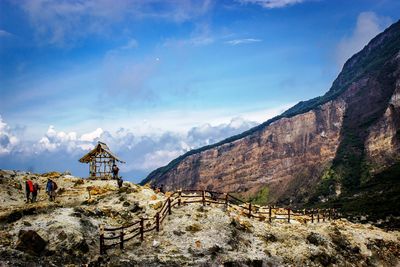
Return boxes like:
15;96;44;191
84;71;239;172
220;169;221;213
0;0;399;182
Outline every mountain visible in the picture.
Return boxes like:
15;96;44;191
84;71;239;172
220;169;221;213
142;20;400;218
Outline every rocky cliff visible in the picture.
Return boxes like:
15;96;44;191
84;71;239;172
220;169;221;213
142;20;400;207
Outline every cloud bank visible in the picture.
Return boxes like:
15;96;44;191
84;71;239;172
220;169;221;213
0;115;258;182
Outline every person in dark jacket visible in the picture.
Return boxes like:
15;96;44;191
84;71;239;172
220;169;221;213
32;182;40;202
46;179;57;201
112;164;119;180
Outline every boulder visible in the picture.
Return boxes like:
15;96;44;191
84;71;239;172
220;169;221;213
16;230;47;255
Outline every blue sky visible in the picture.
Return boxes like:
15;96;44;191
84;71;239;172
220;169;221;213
0;0;399;181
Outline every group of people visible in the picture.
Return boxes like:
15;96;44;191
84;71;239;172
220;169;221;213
24;178;58;203
24;164;121;203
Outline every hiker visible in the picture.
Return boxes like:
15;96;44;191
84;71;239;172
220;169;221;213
112;164;119;180
25;179;34;203
117;177;123;188
159;184;164;194
46;179;57;201
31;182;40;203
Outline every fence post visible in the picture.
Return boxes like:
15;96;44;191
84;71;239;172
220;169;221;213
311;209;314;223
140;218;144;241
225;193;229;208
120;228;124;250
168;197;172;215
248;203;252;218
156;212;160;232
288;208;291;223
178;189;182;206
317;209;320;223
99;224;105;255
202;190;205;206
269;206;272;223
323;210;325;222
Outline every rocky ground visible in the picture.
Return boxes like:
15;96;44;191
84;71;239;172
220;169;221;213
0;170;399;266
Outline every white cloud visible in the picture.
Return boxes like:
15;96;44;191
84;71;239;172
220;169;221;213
120;38;138;50
0;116;19;155
225;38;262;45
163;23;214;47
13;0;213;46
236;0;304;8
335;12;392;68
0;29;12;37
80;128;103;142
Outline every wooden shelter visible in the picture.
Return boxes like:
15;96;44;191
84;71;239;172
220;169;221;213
79;141;125;179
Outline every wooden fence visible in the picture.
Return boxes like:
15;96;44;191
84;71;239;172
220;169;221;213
99;189;337;255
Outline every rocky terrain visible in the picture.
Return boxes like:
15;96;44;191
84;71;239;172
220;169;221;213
142;20;400;219
1;170;400;266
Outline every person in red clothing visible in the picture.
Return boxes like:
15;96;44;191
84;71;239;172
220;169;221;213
25;180;34;203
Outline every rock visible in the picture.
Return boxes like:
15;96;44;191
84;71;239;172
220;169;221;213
0;231;12;246
58;231;68;241
310;252;334;266
230;218;253;233
6;211;22;223
264;233;277;242
130;202;142;213
150;201;163;210
186;223;202;233
74;239;90;254
74;179;84;186
208;244;222;255
173;230;185;236
16;230;47;255
23;221;32;226
152;240;160;248
307;232;326;246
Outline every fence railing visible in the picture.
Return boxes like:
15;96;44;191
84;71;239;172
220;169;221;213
99;189;337;255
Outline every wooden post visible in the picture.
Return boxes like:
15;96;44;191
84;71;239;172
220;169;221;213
99;224;105;255
120;228;124;250
156;212;160;232
248;203;252;218
317;209;320;223
288;208;291;223
178;189;182;206
311;209;314;223
202;190;205;206
224;193;229;208
140;218;144;241
168;197;171;215
269;206;272;223
323;210;325;222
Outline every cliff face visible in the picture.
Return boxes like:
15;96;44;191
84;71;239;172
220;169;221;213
143;21;400;204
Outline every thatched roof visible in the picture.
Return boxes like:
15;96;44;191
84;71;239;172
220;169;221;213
79;142;125;163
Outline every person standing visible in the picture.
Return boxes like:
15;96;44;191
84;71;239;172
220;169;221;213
32;182;40;202
25;179;34;203
112;164;119;180
46;179;57;201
